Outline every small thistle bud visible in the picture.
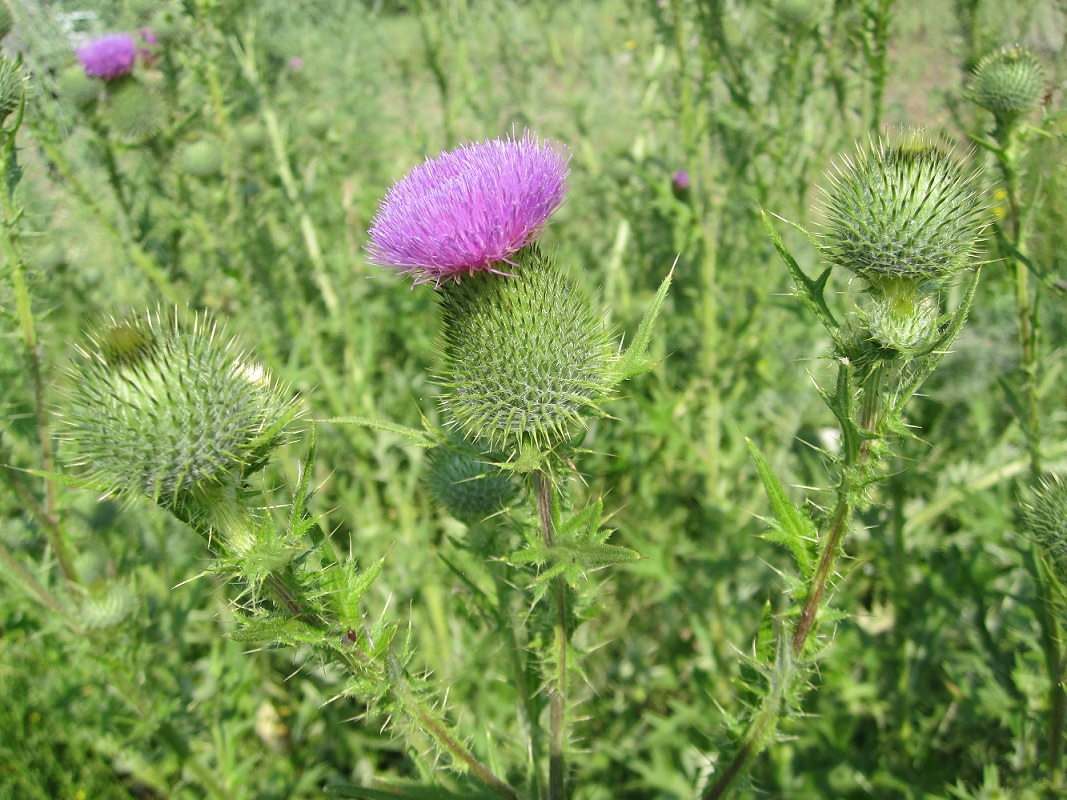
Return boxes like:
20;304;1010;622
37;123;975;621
823;132;986;284
83;582;137;629
63;309;299;512
671;170;690;200
58;66;101;110
176;138;223;177
856;280;939;357
425;445;518;523
1021;474;1067;582
104;78;164;143
0;54;25;124
305;108;332;137
970;46;1045;129
236;120;267;151
437;246;615;451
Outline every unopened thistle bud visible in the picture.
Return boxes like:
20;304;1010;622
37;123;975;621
437;246;615;451
425;445;518;523
970;46;1045;130
176;138;223;177
105;78;164;143
62;309;299;513
823;132;986;285
1021;474;1067;582
853;279;939;362
0;54;25;124
58;66;101;110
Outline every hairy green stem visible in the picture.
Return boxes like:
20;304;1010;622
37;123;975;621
1029;544;1065;793
534;468;567;800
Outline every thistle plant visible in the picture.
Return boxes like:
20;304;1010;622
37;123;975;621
1019;475;1067;792
967;46;1047;478
705;131;986;798
361;132;671;799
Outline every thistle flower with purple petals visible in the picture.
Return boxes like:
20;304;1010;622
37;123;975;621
77;34;137;81
367;133;570;284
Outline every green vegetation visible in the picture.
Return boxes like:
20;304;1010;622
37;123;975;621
2;1;1066;798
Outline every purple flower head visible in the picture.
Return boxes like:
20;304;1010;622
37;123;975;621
671;170;690;199
366;133;570;285
289;57;305;70
77;34;137;81
137;28;160;68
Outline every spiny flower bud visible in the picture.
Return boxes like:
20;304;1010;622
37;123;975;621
105;78;164;143
424;445;518;523
176;138;223;177
63;309;299;511
437;245;614;452
82;582;137;629
970;46;1045;128
858;279;940;357
57;66;101;110
0;54;25;124
822;132;986;284
1021;474;1067;582
236;120;267;151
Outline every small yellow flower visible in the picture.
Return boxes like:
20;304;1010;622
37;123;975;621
625;40;637;50
993;188;1009;219
29;711;41;724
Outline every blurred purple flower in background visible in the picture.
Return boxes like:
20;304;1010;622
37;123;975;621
671;170;690;200
77;34;137;80
289;57;305;70
367;133;570;285
137;28;160;67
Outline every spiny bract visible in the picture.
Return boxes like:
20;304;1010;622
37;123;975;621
105;78;164;143
437;246;614;451
822;133;986;283
1021;474;1067;583
970;46;1045;125
63;309;299;508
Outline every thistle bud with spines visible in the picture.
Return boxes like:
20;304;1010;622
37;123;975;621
822;131;987;288
104;78;164;143
1021;474;1067;584
176;138;224;177
969;45;1045;135
436;245;615;455
425;443;518;523
0;53;25;125
62;309;300;524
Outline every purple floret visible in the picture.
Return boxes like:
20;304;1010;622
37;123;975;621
367;133;570;284
77;34;137;81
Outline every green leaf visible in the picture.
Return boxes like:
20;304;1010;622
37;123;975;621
746;438;816;578
230;612;321;645
615;262;675;381
763;210;841;341
328;780;502;799
322;416;437;447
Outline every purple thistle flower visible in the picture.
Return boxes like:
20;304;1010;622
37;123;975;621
367;133;570;284
77;34;137;81
671;170;690;199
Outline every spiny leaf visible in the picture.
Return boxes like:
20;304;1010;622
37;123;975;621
747;438;816;578
230;612;321;645
614;261;675;381
323;416;437;447
763;209;841;341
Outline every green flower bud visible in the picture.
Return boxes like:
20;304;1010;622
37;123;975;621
57;65;101;110
235;120;267;151
823;132;987;284
0;54;25;124
437;246;615;452
858;279;939;357
305;108;332;137
1021;474;1067;582
176;138;223;177
970;46;1045;128
105;78;164;143
62;309;299;512
425;445;518;523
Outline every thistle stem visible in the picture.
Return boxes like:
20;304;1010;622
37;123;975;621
534;468;567;800
1029;544;1066;793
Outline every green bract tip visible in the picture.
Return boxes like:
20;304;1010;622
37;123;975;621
970;46;1045;127
425;445;518;523
823;132;986;283
437;246;615;452
63;309;300;511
